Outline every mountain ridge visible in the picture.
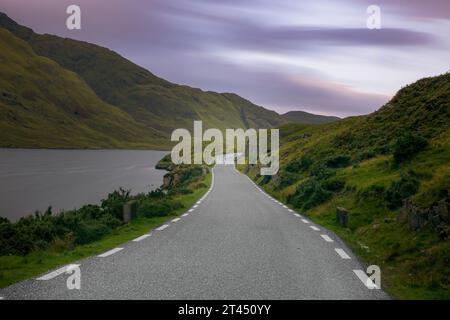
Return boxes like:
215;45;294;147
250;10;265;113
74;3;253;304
0;12;340;149
283;110;340;124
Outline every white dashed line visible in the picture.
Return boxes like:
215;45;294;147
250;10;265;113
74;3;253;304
189;209;195;212
97;247;123;258
182;213;189;217
335;248;351;259
301;219;310;224
320;234;334;242
288;209;293;212
0;297;3;300
353;270;379;289
172;218;181;223
156;224;170;231
310;226;320;231
196;201;201;205
36;264;81;281
283;205;288;209
132;234;151;242
294;213;301;218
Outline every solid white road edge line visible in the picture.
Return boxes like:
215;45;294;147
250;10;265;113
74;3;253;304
132;234;151;242
97;247;124;258
335;248;351;259
353;270;379;289
320;234;334;242
36;264;81;280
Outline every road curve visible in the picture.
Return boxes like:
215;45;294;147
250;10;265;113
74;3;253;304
0;164;389;299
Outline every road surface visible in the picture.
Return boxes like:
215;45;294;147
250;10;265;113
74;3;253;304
0;164;389;299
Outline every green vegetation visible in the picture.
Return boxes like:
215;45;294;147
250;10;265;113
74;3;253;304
0;12;342;149
242;73;450;299
0;12;292;149
0;161;211;288
282;110;340;124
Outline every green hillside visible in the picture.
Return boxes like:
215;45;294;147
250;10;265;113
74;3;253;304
243;73;450;299
0;28;167;149
0;12;288;141
283;110;340;124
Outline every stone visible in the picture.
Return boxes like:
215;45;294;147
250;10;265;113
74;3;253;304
336;207;348;227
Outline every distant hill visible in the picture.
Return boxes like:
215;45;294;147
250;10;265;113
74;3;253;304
0;12;289;149
243;72;450;299
282;110;340;124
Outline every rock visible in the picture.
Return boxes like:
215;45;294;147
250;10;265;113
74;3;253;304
336;207;348;227
398;196;450;239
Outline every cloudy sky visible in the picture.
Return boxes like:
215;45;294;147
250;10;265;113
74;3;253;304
1;0;449;116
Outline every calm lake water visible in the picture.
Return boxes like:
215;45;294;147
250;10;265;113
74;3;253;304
0;149;168;221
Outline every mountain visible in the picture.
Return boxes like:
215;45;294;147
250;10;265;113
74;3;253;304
0;12;288;149
243;73;450;299
282;110;340;124
0;28;167;149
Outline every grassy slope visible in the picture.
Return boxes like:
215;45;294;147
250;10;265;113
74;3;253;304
0;28;168;149
243;73;450;299
0;12;288;142
282;110;340;124
0;168;211;288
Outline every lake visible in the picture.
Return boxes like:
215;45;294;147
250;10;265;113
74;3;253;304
0;149;168;221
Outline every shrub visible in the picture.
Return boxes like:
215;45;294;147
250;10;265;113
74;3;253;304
278;171;297;189
309;165;335;180
101;188;131;219
285;157;312;173
288;178;332;210
325;154;352;168
137;199;183;218
385;173;420;209
322;178;346;192
393;133;428;163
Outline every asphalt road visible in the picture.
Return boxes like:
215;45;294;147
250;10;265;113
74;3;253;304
0;164;389;299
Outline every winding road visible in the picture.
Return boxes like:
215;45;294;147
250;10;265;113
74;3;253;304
0;164;389;299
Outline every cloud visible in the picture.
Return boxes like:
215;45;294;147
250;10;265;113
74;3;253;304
0;0;448;117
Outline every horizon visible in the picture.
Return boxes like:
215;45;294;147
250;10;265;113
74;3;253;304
1;0;449;117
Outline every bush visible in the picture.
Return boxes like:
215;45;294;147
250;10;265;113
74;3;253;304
309;165;335;180
285;157;312;173
101;188;131;219
385;173;420;209
393;133;428;163
322;178;346;192
278;171;297;189
325;154;352;168
137;199;183;218
288;178;332;210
